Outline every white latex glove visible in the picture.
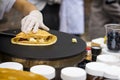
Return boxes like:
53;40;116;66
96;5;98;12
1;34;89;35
21;10;49;33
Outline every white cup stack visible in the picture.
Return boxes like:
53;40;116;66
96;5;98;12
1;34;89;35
0;62;23;70
61;67;86;80
104;65;120;79
102;47;120;57
118;76;120;80
85;62;109;77
30;65;55;80
96;54;120;65
85;62;120;80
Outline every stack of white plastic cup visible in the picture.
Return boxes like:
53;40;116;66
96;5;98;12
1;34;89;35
102;47;120;57
118;76;120;80
85;62;109;79
30;65;55;80
61;67;86;80
96;54;120;65
0;62;23;70
104;66;120;79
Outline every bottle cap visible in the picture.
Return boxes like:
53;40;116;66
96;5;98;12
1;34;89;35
61;67;86;80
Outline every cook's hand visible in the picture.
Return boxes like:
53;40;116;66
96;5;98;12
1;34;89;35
21;10;49;33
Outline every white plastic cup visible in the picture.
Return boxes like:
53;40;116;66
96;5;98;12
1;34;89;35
0;62;23;70
104;66;120;79
85;62;109;77
118;75;120;80
102;47;120;57
96;54;120;65
30;65;55;80
61;67;86;80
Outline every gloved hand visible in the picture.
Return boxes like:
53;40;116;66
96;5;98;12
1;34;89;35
21;10;49;33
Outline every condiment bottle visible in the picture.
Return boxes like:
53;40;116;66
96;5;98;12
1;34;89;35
86;47;92;61
61;67;86;80
30;65;56;80
85;62;109;80
91;46;102;61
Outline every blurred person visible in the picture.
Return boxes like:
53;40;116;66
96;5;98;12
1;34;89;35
28;0;61;30
88;0;120;40
0;0;49;33
59;0;85;36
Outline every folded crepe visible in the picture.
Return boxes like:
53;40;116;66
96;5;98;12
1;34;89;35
0;68;47;80
11;29;57;46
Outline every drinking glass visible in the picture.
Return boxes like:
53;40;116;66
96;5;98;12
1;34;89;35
105;24;120;51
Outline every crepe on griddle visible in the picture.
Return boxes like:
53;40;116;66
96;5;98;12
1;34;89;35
0;68;47;80
11;29;57;46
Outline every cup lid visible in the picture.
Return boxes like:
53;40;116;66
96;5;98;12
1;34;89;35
85;62;109;76
61;67;86;80
30;65;55;79
0;62;23;70
104;66;120;79
102;48;120;57
118;75;120;80
96;54;120;65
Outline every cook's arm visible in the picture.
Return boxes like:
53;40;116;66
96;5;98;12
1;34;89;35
13;0;49;33
13;0;37;15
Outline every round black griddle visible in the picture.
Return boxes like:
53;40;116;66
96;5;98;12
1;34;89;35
0;29;87;73
0;29;86;60
0;29;86;79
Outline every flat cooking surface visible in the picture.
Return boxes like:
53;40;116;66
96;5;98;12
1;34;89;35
0;29;86;60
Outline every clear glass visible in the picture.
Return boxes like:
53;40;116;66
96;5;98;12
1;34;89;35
105;24;120;51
